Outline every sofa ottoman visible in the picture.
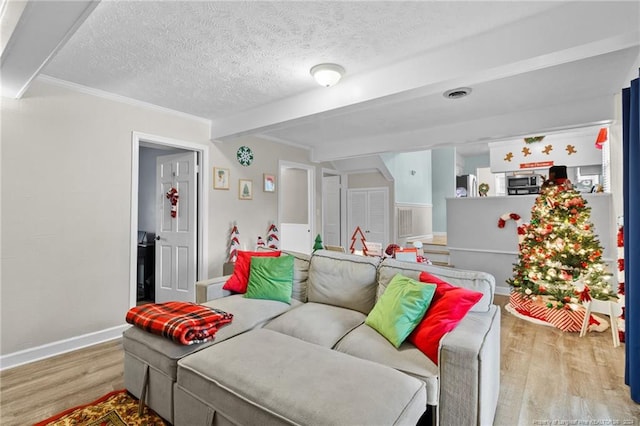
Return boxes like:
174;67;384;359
123;295;301;423
174;328;427;425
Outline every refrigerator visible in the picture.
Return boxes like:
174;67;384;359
456;174;477;197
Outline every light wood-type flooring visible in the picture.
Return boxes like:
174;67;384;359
1;295;638;425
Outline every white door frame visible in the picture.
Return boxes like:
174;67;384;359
321;168;346;248
278;160;315;251
129;131;209;308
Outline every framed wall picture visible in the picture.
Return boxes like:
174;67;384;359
238;179;253;200
213;167;229;190
263;173;276;192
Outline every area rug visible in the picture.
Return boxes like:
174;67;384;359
34;389;166;426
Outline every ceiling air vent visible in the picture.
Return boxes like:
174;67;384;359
443;87;472;99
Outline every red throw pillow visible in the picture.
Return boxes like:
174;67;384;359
223;250;281;293
408;272;483;365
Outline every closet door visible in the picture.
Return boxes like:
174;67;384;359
366;189;388;246
347;188;388;250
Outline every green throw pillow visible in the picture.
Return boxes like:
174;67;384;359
244;255;294;304
365;274;437;348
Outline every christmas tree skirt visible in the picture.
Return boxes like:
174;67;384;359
506;292;609;333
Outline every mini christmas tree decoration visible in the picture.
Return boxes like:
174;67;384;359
349;226;368;256
313;234;324;252
227;224;240;263
266;223;280;249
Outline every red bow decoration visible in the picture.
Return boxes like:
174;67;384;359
578;285;592;303
166;187;179;218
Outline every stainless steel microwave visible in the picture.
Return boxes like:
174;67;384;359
507;174;543;195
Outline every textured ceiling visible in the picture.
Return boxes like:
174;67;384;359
32;1;640;161
43;1;560;119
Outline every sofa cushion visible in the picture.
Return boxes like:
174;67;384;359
245;255;294;304
408;272;484;364
264;302;365;348
365;274;436;348
223;250;281;293
176;328;426;426
286;250;310;302
377;257;495;312
334;323;440;406
307;250;381;314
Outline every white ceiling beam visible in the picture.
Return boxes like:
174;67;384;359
210;1;639;142
310;94;616;162
0;0;99;99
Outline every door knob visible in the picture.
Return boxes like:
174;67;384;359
155;235;161;241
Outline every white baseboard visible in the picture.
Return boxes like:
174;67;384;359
0;324;129;371
404;234;433;242
495;286;512;296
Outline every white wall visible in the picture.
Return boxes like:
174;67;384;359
381;150;432;205
0;80;210;359
0;80;321;365
431;148;456;233
206;137;322;273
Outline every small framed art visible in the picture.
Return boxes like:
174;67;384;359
238;179;253;200
263;173;276;192
213;167;229;190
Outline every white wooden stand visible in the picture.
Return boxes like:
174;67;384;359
580;299;623;347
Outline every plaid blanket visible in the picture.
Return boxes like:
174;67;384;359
126;302;233;345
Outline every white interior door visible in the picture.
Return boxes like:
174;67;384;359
279;162;314;254
366;189;388;245
347;188;389;251
322;174;341;247
156;152;197;302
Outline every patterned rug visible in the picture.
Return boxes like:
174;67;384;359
34;389;166;426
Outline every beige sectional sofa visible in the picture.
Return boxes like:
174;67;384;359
123;249;500;425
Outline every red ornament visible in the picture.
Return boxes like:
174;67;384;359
584;225;590;231
618;258;625;271
618;226;624;247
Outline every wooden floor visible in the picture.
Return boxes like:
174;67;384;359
1;296;638;425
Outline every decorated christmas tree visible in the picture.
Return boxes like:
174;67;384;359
507;166;614;307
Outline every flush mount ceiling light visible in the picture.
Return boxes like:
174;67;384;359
443;87;472;99
310;63;345;87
